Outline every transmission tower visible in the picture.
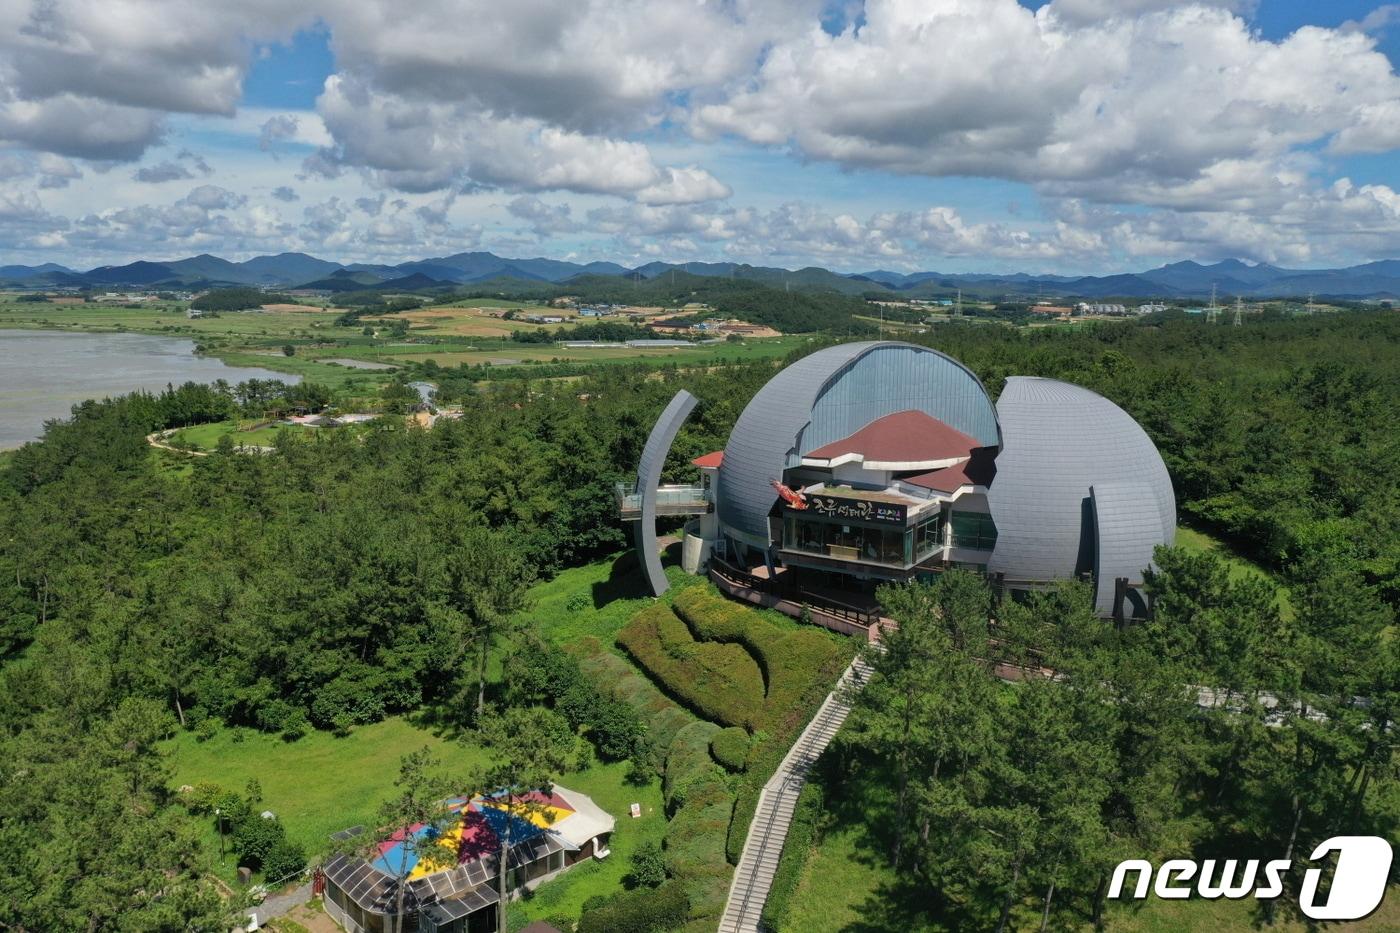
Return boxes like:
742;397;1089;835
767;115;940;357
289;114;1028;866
954;288;963;319
1233;295;1243;327
1207;283;1219;324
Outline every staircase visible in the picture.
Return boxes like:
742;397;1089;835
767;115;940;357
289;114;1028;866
717;655;873;933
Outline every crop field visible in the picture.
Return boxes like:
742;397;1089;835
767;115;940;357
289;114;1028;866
0;298;352;339
1;297;801;376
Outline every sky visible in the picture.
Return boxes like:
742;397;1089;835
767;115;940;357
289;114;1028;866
4;0;1400;274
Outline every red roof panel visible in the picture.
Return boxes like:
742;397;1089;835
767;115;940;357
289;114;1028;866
692;450;724;469
803;410;980;467
905;447;998;492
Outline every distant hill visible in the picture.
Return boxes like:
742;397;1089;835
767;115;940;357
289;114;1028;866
6;249;1400;299
239;252;343;285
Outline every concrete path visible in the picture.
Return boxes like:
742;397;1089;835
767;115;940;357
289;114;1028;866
717;654;873;933
242;881;312;930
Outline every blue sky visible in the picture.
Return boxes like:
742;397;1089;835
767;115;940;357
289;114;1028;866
5;0;1400;273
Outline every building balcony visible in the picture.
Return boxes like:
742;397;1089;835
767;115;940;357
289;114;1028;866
616;482;711;520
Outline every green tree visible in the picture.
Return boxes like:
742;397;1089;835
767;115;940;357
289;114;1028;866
477;706;579;931
357;748;457;933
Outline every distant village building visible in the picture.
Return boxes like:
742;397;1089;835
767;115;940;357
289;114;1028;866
1029;305;1073;317
1076;303;1128;316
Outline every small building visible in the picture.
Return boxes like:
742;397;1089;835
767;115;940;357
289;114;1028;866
323;785;613;933
1029;304;1073;317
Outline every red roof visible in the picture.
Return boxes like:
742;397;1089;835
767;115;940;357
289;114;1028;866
692;450;724;469
803;410;980;469
905;447;998;492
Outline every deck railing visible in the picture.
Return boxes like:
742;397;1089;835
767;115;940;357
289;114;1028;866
709;557;881;628
615;482;710;518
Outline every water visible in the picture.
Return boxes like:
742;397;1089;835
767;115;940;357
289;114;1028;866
0;329;300;449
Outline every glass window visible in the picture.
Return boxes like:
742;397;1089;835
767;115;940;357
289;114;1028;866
914;513;943;561
950;511;998;550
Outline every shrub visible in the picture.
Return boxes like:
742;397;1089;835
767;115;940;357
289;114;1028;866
709;727;749;772
617;603;764;729
574;643;694;770
578;879;689;933
232;814;284;870
509;637;647;761
663;722;723;812
662;722;735;922
262;838;307;882
626;840;667;889
183;782;224;815
671;587;849;738
194;718;218;742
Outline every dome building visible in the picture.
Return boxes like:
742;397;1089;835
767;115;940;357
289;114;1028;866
620;341;1175;626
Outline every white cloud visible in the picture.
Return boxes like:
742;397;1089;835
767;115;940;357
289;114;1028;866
310;73;731;201
507;195;580;237
694;1;1400;210
0;1;314;160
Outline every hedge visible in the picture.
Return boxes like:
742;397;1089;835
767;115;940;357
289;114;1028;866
709;727;750;772
670;587;854;865
573;638;695;767
572;645;734;925
671;587;850;737
617;603;764;730
664;722;724;811
578;878;690;933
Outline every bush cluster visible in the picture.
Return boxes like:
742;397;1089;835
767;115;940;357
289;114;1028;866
577;878;690;933
709;727;749;773
663;723;735;921
671;587;848;736
668;588;853;864
184;783;306;882
506;636;647;761
574;642;694;770
617;602;764;729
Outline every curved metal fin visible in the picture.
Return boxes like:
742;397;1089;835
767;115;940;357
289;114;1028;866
634;390;698;596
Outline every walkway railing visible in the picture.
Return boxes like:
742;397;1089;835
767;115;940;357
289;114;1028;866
709;558;882;629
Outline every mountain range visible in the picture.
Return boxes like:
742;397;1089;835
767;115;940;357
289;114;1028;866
4;252;1400;299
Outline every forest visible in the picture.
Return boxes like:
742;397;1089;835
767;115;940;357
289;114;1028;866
0;310;1397;929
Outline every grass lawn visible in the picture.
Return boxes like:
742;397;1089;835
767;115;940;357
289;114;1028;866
170;419;305;450
506;759;666;932
165;713;663;917
165;717;472;860
514;550;695;650
1175;524;1294;620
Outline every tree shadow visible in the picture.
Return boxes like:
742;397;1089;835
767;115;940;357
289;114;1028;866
591;550;650;607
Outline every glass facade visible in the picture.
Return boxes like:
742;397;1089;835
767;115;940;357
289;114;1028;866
783;510;944;568
950;510;998;550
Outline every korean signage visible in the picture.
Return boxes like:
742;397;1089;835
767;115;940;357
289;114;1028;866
802;494;907;525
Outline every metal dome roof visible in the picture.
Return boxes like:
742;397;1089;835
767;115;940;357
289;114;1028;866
986;377;1175;613
717;341;1001;543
